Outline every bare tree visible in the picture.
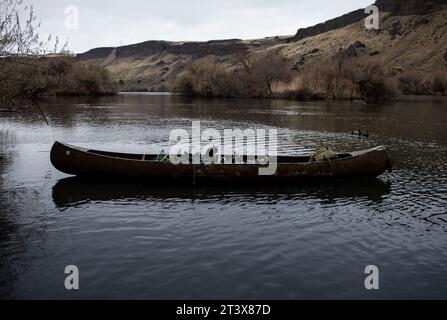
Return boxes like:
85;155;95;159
248;51;291;97
1;0;41;58
1;0;66;106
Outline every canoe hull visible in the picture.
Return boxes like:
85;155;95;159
50;141;392;181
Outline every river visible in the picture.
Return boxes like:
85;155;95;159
0;93;446;299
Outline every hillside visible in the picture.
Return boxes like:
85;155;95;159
78;0;447;96
77;37;285;92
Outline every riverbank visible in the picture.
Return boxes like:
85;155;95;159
171;53;397;101
117;90;447;104
0;56;117;107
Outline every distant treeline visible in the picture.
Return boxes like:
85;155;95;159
172;50;447;101
0;56;116;106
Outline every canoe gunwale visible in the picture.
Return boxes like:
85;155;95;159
53;141;381;165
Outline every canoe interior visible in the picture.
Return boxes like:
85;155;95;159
87;148;353;164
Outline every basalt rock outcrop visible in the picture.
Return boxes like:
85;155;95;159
375;0;446;15
78;39;251;60
288;0;447;43
287;9;366;43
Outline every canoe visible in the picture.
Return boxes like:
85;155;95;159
50;141;392;181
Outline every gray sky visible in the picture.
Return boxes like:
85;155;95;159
26;0;373;53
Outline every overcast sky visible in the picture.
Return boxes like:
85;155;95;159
25;0;373;53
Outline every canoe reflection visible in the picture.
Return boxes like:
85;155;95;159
52;177;391;208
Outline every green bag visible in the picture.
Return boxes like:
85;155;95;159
155;149;168;161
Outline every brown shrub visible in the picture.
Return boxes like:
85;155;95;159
0;56;116;105
398;72;431;95
172;61;221;96
171;51;291;98
297;54;395;100
172;49;397;100
172;72;195;96
431;73;447;94
398;72;447;95
245;52;291;97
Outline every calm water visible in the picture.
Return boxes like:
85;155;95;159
0;93;446;299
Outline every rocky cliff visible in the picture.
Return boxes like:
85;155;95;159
288;0;447;42
288;9;366;43
375;0;446;15
78;39;254;61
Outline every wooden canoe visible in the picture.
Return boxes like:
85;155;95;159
50;141;392;181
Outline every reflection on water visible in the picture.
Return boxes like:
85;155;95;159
1;94;447;299
52;177;392;208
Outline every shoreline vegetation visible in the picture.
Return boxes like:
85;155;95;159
2;51;446;106
0;56;116;107
2;49;445;105
171;48;446;101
